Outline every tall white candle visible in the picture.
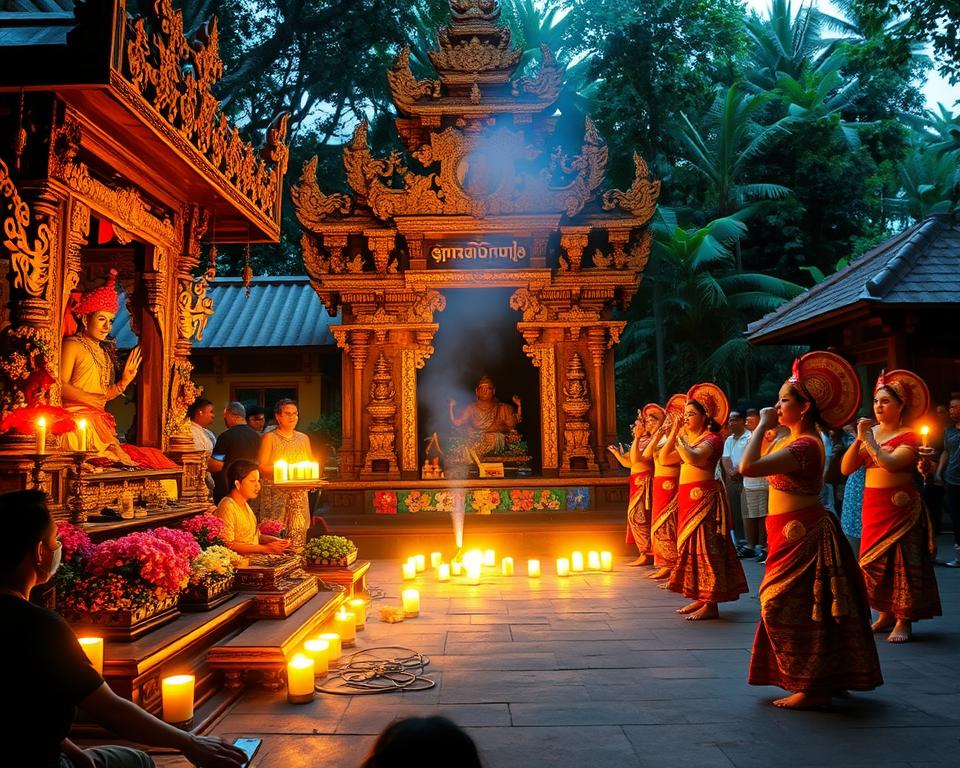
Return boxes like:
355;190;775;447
286;654;315;703
587;551;601;570
466;560;482;585
414;554;426;572
556;557;570;577
77;637;103;675
483;549;496;567
36;417;46;455
161;675;195;724
571;552;584;572
402;588;420;617
348;598;367;630
273;460;288;483
527;559;541;578
303;639;330;676
501;557;514;576
437;563;450;582
402;561;416;580
450;560;462;576
77;419;88;452
318;632;341;663
600;551;613;572
430;551;442;568
333;609;357;646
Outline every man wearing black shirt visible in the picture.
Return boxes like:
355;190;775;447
0;491;246;768
209;402;262;503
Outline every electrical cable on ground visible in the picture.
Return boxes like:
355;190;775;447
316;646;436;695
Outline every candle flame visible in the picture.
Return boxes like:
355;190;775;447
289;653;313;669
920;425;929;436
37;417;46;427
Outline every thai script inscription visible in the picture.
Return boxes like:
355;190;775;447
430;240;528;265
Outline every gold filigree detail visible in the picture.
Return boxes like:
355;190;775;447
783;520;806;542
663;480;675;491
561;352;597;472
509;288;551;321
522;343;558;470
602;152;661;224
387;47;442;105
690;487;704;500
406;289;447;322
177;277;215;341
1;157;52;299
363;351;399;475
892;491;912;508
511;45;563;101
290;156;353;228
431;26;520;76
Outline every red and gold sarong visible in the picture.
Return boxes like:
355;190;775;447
667;479;747;602
859;485;941;621
749;504;882;693
650;475;679;568
626;469;653;554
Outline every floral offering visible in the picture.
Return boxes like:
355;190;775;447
258;519;286;538
304;535;357;566
180;514;226;549
188;545;242;587
87;531;191;597
150;527;201;561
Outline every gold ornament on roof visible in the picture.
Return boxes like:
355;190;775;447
387;47;442;106
602;152;661;224
291;156;353;227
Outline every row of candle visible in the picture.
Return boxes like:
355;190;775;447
272;460;321;482
401;549;614;582
34;417;90;454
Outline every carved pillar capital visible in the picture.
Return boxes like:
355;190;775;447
364;229;396;274
559;227;590;272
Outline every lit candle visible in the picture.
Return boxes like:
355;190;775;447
286;654;315;703
466;560;482;585
438;563;450;582
600;551;613;572
402;561;416;580
348;598;367;630
333;609;357;646
318;632;341;664
402;588;420;617
303;639;330;676
77;419;88;452
414;554;426;573
450;560;463;576
430;551;442;568
77;637;103;675
36;417;46;455
161;674;195;724
571;552;584;572
921;425;929;448
273;460;288;483
527;559;541;578
557;557;570;577
587;551;601;570
501;557;514;576
483;549;496;567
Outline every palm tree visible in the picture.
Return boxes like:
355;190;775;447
744;0;833;94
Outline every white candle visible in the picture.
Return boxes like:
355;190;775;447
438;563;450;582
921;425;929;448
587;551;601;570
77;419;88;452
402;588;420;617
501;557;514;576
414;554;426;572
77;637;103;675
527;559;541;578
600;551;613;572
286;654;315;703
303;639;330;676
483;549;496;567
161;675;194;724
333;609;357;646
273;460;288;483
450;560;463;576
402;561;416;580
36;417;46;454
571;552;584;572
557;557;570;577
318;632;341;663
430;551;442;568
348;598;367;630
466;560;482;585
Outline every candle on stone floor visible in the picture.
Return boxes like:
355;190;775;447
438;563;450;582
402;560;416;580
36;417;46;455
466;560;482;585
600;551;613;572
77;419;88;453
527;559;541;578
333;609;357;647
77;637;103;675
556;557;570;577
451;559;463;576
161;675;195;724
318;632;341;664
286;654;315;703
483;549;496;567
414;554;426;572
571;551;584;572
348;598;367;630
501;557;514;576
587;551;601;570
402;588;420;617
430;551;442;568
273;460;288;483
303;639;330;676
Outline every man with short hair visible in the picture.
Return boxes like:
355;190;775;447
745;408;760;433
245;404;266;434
721;411;750;553
0;490;246;768
188;398;216;494
209;402;261;503
937;396;960;567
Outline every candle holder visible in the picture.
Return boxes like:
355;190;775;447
67;451;97;524
270;479;326;547
23;453;50;496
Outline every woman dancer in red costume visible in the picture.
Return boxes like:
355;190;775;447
664;384;747;620
644;395;685;582
741;352;882;710
841;369;941;643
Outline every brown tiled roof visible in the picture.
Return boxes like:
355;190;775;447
747;215;960;343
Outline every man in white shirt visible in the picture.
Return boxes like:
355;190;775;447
722;411;760;557
188;398;216;494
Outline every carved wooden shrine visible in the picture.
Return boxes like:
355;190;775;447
293;0;660;514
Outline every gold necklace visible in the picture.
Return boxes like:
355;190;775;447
77;335;112;392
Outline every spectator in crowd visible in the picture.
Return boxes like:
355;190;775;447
358;716;482;768
209;402;262;503
721;411;751;555
745;408;760;433
245;405;266;434
188;397;216;494
0;490;246;768
922;402;950;536
937;396;960;567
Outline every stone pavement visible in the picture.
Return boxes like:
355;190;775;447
166;538;959;767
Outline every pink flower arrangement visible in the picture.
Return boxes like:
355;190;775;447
181;514;226;549
56;521;93;565
150;527;201;561
88;531;190;595
60;572;159;613
258;519;286;538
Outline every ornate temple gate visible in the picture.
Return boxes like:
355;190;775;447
294;1;660;522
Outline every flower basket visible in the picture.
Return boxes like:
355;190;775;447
303;535;358;569
62;594;180;642
306;548;358;569
179;574;236;612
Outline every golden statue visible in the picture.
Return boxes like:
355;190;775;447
449;375;522;457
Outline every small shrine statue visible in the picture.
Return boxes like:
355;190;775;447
449;375;522;457
60;269;141;464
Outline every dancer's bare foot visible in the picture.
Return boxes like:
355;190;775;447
628;555;653;567
871;612;895;633
676;600;703;614
773;692;831;710
647;567;672;580
887;620;912;643
685;602;719;621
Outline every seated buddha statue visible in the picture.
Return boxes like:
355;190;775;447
60;269;142;465
449;375;522;458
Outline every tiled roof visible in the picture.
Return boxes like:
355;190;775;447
113;276;339;350
0;5;74;46
747;215;960;342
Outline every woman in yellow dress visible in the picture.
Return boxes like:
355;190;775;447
215;459;292;556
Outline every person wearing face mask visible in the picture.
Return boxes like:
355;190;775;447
0;490;247;768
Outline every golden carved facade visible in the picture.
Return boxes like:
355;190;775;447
293;0;658;481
